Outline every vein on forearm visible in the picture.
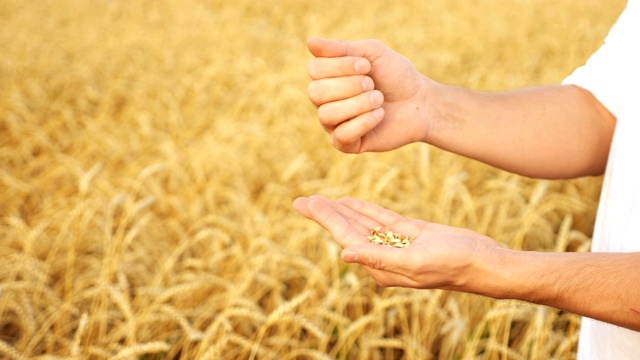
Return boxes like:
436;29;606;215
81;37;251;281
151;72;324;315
425;84;616;179
485;250;640;331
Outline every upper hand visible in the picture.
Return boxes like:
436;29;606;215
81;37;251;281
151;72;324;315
306;37;432;153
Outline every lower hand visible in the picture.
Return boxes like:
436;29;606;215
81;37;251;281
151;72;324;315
293;196;502;290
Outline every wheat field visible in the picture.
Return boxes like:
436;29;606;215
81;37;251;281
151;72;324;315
0;0;627;359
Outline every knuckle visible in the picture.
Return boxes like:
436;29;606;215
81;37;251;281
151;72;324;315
366;255;385;271
306;82;320;104
332;128;351;146
307;59;320;79
316;104;332;123
366;38;385;49
331;133;357;153
320;124;334;134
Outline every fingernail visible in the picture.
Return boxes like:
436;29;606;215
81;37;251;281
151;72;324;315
362;77;374;91
369;91;383;107
372;107;384;120
342;250;359;263
354;58;369;74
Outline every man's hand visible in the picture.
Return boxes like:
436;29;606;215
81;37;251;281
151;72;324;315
293;196;640;331
306;37;432;154
306;37;615;178
292;195;501;290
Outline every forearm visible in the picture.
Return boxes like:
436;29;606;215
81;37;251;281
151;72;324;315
424;83;616;179
469;248;640;331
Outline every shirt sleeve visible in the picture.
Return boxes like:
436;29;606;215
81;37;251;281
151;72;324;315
562;0;640;118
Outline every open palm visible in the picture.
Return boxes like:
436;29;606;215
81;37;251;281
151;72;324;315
293;196;501;290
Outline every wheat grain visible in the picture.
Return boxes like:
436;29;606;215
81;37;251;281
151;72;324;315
368;227;415;248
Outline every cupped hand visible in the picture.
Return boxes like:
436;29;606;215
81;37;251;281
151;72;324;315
306;37;433;154
293;196;502;290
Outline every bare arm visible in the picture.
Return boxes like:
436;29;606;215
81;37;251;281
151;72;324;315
307;37;616;179
293;196;640;331
483;247;640;331
424;84;616;178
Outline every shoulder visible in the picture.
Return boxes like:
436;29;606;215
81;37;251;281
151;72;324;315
563;1;640;118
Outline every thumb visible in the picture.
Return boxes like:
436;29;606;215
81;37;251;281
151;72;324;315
341;248;361;264
341;244;395;270
307;37;383;59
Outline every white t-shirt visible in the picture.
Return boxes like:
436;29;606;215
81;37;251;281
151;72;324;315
562;1;640;358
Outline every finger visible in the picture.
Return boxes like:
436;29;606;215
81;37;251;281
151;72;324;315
292;197;313;219
308;37;349;57
295;195;375;235
306;196;372;247
341;244;388;267
331;108;384;153
307;196;372;235
338;197;405;229
341;244;419;288
307;75;374;107
318;90;384;128
307;37;384;59
308;57;371;80
320;196;382;234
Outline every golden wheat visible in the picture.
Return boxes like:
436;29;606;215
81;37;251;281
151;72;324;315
0;0;627;358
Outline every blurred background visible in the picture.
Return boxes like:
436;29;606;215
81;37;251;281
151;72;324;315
0;0;626;358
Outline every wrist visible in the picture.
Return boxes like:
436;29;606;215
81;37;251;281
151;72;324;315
418;80;466;147
462;246;540;302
